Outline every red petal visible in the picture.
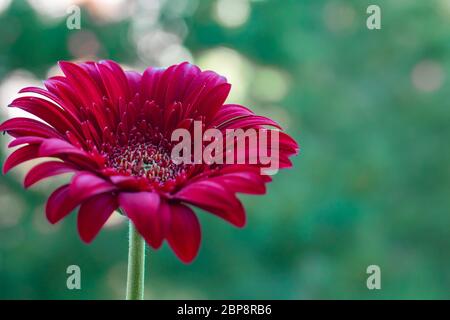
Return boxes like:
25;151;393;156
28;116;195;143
77;193;118;243
44;77;82;119
198;83;231;121
183;70;227;117
100;60;130;99
70;172;117;201
46;184;81;224
219;115;281;130
18;87;79;122
9;96;82;135
211;104;254;127
0;117;62;138
96;62;127;106
159;200;172;238
8;136;44;148
58;61;104;108
164;62;200;107
24;161;76;188
39;139;102;168
175;180;246;227
184;70;227;103
279;131;300;154
210;171;267;195
118;192;163;249
108;175;149;191
3;144;40;174
125;71;142;97
141;67;165;103
167;203;201;263
39;138;87;157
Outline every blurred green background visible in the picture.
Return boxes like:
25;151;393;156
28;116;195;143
1;0;450;299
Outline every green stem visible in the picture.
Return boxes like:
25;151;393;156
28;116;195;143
126;221;145;300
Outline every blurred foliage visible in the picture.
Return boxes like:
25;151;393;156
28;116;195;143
1;0;450;299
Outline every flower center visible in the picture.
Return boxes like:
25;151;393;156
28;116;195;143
105;141;186;184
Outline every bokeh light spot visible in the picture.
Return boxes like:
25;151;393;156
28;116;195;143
197;47;251;102
411;60;445;93
214;0;251;28
322;1;356;34
251;67;289;102
0;0;11;14
0;190;24;228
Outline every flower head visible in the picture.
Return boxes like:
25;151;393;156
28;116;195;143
0;61;298;263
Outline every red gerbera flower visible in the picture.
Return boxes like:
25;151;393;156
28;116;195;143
0;60;298;263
